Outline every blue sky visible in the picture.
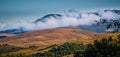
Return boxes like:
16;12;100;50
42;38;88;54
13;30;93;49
0;0;120;23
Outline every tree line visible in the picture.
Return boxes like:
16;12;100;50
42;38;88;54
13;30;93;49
1;35;120;57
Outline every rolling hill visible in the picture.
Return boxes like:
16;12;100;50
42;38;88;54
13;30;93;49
0;28;97;47
0;28;120;56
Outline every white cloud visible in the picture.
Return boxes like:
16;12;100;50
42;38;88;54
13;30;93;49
97;10;120;20
0;9;120;31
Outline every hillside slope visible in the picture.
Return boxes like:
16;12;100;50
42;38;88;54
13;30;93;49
0;28;96;47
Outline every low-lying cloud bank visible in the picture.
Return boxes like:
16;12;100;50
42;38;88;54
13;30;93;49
0;9;120;31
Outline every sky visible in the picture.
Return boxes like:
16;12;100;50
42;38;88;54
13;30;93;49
0;0;120;24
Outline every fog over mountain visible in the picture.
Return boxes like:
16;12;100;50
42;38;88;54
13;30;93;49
0;9;120;33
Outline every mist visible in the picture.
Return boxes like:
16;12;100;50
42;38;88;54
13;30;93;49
0;9;120;31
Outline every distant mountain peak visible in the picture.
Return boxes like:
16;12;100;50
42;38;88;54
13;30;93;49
34;14;62;23
0;9;120;34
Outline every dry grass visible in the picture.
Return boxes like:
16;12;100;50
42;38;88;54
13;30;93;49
0;28;119;55
0;28;96;47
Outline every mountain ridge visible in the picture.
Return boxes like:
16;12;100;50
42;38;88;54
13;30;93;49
0;9;120;34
